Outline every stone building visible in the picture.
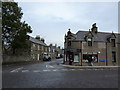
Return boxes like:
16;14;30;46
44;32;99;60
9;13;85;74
2;35;50;64
29;36;50;61
49;44;63;59
64;23;120;66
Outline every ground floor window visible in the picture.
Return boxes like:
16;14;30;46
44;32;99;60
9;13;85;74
74;55;79;62
112;51;116;62
83;54;98;63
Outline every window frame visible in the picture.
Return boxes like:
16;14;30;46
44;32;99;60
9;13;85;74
67;37;71;46
111;39;115;47
87;38;92;46
112;51;116;62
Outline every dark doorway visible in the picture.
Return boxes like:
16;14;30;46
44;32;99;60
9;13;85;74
69;52;74;65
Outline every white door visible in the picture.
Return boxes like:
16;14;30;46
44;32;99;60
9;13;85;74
37;54;40;60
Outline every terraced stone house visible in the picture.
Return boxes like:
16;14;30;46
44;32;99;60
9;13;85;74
29;36;50;61
64;23;120;66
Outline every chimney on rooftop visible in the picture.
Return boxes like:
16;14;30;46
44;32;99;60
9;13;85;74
41;38;45;43
35;35;40;40
91;23;98;33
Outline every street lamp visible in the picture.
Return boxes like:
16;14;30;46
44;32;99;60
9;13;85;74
98;51;100;54
98;51;100;65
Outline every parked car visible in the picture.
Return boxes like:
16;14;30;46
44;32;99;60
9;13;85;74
56;56;61;59
43;56;51;61
56;54;63;59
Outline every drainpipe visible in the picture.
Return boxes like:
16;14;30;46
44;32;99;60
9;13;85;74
106;42;108;66
63;49;65;64
81;41;82;66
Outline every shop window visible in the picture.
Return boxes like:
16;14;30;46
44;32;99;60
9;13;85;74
112;51;116;62
111;39;115;47
83;54;98;63
74;55;79;62
88;38;92;46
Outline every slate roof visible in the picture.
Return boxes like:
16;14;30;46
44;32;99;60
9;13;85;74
73;30;120;43
29;37;47;46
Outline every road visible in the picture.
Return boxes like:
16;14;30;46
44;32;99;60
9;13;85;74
2;59;118;88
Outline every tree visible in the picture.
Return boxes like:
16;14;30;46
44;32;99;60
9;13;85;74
2;2;32;54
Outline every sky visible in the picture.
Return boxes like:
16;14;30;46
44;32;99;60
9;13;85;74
15;1;118;48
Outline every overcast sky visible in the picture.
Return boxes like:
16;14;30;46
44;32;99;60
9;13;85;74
16;1;118;48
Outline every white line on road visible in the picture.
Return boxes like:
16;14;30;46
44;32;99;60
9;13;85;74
22;70;29;72
61;69;68;71
52;69;58;71
43;70;51;72
10;67;23;72
46;65;54;68
70;69;75;71
33;70;42;72
78;69;84;71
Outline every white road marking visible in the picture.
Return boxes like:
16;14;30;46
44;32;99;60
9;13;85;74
10;67;109;73
43;70;50;72
10;67;23;72
78;69;84;70
61;69;68;71
70;69;75;71
22;70;29;72
49;65;54;68
46;65;54;68
33;70;42;72
11;70;18;72
52;69;58;71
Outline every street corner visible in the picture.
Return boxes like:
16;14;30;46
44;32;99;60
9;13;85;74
59;63;119;70
59;63;82;68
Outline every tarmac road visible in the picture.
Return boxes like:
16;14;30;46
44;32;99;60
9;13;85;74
2;58;119;88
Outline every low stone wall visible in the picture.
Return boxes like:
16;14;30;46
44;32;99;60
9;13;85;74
2;54;33;64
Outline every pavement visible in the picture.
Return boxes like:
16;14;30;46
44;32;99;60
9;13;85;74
60;63;119;70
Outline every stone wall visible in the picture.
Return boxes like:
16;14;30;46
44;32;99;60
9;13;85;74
2;48;33;64
2;54;32;64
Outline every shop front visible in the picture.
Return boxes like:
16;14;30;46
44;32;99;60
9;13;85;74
82;52;98;66
64;49;81;65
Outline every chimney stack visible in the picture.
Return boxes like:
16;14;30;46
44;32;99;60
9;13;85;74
91;23;98;33
41;38;45;43
35;35;40;40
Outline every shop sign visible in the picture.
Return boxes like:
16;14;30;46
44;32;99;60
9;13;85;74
88;52;92;54
83;52;87;54
93;52;97;54
99;60;107;62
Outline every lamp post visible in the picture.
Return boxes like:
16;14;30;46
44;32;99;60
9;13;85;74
98;51;100;66
98;51;100;54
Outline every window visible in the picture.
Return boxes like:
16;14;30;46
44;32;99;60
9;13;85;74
33;43;35;47
74;55;79;62
68;37;71;46
111;39;115;47
41;46;44;51
88;38;92;46
68;41;71;46
38;45;40;50
112;52;116;62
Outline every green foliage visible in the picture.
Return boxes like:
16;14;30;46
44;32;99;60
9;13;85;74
2;2;32;54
